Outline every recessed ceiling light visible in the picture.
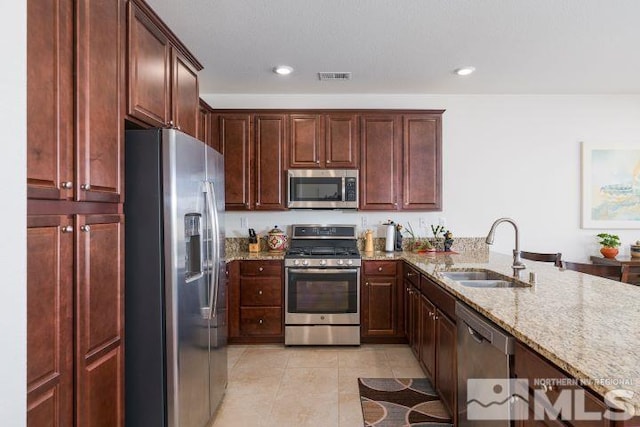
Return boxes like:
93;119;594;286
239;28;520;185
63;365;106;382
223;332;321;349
273;65;294;76
454;66;476;76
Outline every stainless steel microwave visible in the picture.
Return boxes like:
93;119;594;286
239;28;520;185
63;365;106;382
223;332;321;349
287;169;358;209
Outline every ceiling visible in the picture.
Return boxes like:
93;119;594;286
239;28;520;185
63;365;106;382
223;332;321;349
146;0;640;95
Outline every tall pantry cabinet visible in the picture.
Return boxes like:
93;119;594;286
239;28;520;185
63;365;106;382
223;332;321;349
27;0;125;425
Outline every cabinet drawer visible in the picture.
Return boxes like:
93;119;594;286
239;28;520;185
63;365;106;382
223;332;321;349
403;263;420;287
240;260;282;277
240;277;282;306
364;261;398;276
421;275;456;321
239;307;282;336
514;342;612;427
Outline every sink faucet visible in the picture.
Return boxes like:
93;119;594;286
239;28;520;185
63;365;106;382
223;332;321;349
485;217;526;276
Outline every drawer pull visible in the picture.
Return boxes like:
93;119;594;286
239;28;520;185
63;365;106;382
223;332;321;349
258;290;263;295
378;266;383;272
259;267;264;272
365;282;369;286
258;319;264;325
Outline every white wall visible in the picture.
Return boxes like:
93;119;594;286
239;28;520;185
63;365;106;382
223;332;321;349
0;1;26;425
203;94;640;261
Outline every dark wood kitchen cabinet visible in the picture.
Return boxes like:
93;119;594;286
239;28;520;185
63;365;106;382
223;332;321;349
514;341;614;427
75;214;125;427
27;215;74;427
419;294;436;378
218;114;253;210
198;98;217;149
254;114;288;210
361;261;403;340
359;114;402;210
402;114;442;210
27;213;124;427
360;112;443;211
126;0;202;137
76;0;125;203
26;0;74;201
288;113;359;169
228;260;284;343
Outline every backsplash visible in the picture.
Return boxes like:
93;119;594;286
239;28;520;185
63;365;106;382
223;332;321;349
225;236;489;254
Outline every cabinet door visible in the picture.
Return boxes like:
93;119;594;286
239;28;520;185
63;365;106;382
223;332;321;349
172;50;199;137
362;276;397;336
126;1;171;127
288;114;322;168
402;114;442;210
255;114;287;210
436;311;456;419
325;113;359;168
76;214;124;427
220;114;253;210
27;0;74;200
198;101;211;146
27;215;73;427
409;286;420;357
76;0;125;203
419;295;436;378
360;115;401;210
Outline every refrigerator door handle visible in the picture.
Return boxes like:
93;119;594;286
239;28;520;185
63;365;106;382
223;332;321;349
204;181;220;320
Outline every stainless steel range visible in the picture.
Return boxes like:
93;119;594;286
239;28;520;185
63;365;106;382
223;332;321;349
284;224;361;345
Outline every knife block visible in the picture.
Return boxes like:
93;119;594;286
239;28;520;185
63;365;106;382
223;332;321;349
248;237;260;253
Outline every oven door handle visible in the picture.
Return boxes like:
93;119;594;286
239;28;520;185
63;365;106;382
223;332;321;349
287;268;359;274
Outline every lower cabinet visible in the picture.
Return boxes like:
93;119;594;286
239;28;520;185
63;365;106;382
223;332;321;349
361;261;404;341
27;213;124;427
403;262;457;422
227;260;284;343
514;341;616;427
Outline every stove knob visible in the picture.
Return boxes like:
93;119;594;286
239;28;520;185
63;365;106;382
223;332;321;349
302;260;309;266
347;259;353;266
293;259;299;266
337;259;344;265
320;259;327;266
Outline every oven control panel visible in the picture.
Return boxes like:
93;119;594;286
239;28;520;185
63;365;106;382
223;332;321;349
285;258;361;268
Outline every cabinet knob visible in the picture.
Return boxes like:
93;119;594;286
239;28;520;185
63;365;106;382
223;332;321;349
258;319;264;325
61;181;73;189
393;202;398;207
316;160;320;164
378;266;383;272
258;290;263;295
169;120;175;127
80;225;91;233
256;202;260;206
259;267;264;272
434;315;439;320
80;183;91;191
407;272;415;277
365;282;369;286
61;225;73;234
326;160;331;164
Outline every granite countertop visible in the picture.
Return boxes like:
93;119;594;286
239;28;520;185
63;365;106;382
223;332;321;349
225;249;640;410
225;249;285;261
401;251;640;412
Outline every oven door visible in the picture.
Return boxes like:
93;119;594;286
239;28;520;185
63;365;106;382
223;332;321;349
285;268;360;325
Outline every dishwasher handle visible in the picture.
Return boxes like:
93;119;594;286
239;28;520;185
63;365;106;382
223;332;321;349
456;302;514;355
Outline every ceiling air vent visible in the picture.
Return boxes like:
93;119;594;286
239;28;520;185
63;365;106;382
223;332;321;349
318;72;352;81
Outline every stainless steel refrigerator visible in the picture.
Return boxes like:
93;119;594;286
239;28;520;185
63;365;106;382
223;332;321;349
124;128;227;427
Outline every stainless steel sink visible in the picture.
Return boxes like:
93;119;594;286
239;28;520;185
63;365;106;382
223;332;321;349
439;269;531;288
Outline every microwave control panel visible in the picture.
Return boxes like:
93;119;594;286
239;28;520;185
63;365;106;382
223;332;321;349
345;177;357;201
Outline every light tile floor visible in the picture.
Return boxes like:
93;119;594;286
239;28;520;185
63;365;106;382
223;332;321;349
210;344;425;427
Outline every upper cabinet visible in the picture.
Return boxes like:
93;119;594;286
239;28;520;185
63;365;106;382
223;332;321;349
76;0;126;203
126;0;202;137
26;0;74;201
288;113;359;169
254;114;287;210
219;114;253;210
359;114;402;210
27;0;125;203
360;111;443;211
402;113;442;210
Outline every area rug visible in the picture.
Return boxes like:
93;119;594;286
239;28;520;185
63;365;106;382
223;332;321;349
358;378;453;426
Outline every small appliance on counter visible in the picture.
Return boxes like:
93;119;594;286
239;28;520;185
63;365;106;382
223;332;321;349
364;229;374;253
384;220;395;252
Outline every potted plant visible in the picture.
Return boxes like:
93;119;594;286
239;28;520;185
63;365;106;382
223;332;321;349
597;233;621;259
405;222;435;253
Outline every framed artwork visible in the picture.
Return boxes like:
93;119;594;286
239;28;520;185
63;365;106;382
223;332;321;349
581;142;640;229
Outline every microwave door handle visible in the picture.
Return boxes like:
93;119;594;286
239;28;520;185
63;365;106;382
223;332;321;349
205;181;220;320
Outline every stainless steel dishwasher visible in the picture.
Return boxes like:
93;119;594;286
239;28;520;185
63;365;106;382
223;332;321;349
456;302;515;426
